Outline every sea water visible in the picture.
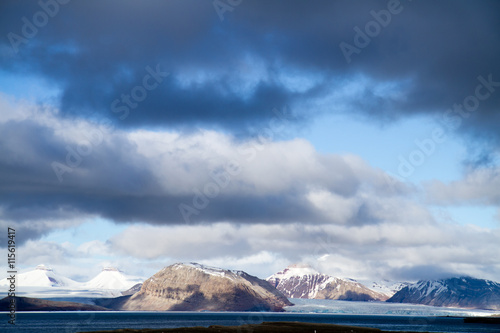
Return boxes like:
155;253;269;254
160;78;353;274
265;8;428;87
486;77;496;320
1;311;499;333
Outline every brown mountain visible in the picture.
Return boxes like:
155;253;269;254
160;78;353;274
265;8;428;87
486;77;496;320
117;263;293;311
121;282;143;296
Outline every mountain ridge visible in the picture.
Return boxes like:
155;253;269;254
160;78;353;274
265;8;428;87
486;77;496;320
0;264;146;299
387;276;500;310
118;262;293;311
267;264;388;301
6;263;500;311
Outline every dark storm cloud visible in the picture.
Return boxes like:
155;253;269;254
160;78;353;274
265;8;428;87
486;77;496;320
1;0;499;143
1;0;500;247
0;116;317;226
0;107;354;246
389;265;458;281
0;0;302;131
0;97;415;247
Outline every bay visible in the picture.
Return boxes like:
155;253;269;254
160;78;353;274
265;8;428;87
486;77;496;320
1;311;499;333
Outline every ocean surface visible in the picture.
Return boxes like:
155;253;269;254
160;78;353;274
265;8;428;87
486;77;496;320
1;311;500;333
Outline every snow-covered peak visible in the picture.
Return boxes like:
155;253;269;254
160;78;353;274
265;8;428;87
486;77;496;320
357;279;411;297
172;262;243;278
267;265;387;301
35;264;53;271
387;276;500;310
0;265;79;288
102;267;121;272
395;276;500;300
84;268;143;290
268;263;322;280
411;280;448;295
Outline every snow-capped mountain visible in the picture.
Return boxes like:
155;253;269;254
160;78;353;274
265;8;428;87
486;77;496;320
83;267;144;291
357;279;410;298
267;264;387;301
0;265;79;288
267;264;330;299
0;265;145;299
387;276;500;310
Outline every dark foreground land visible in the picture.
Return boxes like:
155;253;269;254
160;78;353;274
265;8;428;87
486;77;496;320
464;316;500;324
79;321;427;333
0;296;108;311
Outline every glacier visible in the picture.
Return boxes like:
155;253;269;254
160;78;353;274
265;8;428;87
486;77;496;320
285;298;499;317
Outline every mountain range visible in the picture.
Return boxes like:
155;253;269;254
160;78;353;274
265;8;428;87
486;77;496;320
387;276;500;310
0;264;144;298
4;264;79;288
3;263;500;311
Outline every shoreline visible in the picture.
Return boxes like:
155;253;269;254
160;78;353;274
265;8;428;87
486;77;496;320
79;321;427;333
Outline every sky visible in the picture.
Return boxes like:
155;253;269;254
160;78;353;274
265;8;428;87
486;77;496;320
1;0;500;283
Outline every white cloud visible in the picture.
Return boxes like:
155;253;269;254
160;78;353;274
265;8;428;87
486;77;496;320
307;190;362;224
0;93;416;228
426;166;500;206
108;220;500;281
3;95;500;282
18;240;74;267
109;223;250;260
77;240;111;256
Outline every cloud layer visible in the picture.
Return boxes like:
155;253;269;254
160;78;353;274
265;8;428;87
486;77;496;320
0;95;409;240
1;1;500;281
3;95;500;281
1;0;500;148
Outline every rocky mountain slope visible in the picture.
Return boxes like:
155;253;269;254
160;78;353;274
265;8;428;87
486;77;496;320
121;283;143;296
118;262;293;311
267;264;387;301
387;276;500;310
